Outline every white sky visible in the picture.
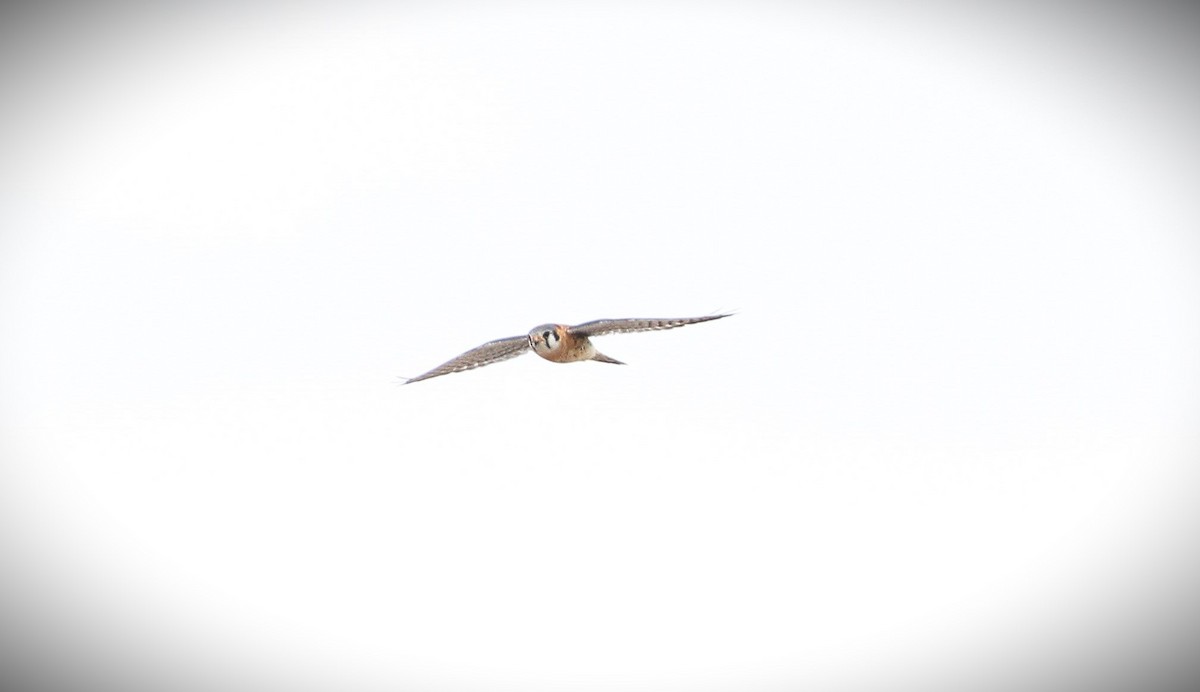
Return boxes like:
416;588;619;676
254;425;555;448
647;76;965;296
2;2;1200;691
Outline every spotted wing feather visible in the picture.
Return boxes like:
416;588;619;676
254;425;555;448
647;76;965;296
568;314;731;338
405;335;530;384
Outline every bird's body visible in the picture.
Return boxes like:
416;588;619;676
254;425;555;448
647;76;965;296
527;323;618;364
404;314;729;384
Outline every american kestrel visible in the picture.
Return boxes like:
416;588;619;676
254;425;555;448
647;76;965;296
404;314;730;384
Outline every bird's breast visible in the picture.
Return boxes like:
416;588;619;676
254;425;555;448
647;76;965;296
536;333;595;363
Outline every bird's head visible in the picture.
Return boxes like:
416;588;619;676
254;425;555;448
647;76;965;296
528;324;564;354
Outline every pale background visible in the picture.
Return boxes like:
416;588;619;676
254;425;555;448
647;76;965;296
2;2;1199;691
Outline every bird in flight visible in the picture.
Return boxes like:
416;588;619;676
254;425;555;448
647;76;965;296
403;314;730;384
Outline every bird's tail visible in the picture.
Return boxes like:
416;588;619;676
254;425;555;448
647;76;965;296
591;352;625;365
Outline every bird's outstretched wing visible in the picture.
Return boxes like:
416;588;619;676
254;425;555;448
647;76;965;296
568;314;731;338
405;335;530;384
